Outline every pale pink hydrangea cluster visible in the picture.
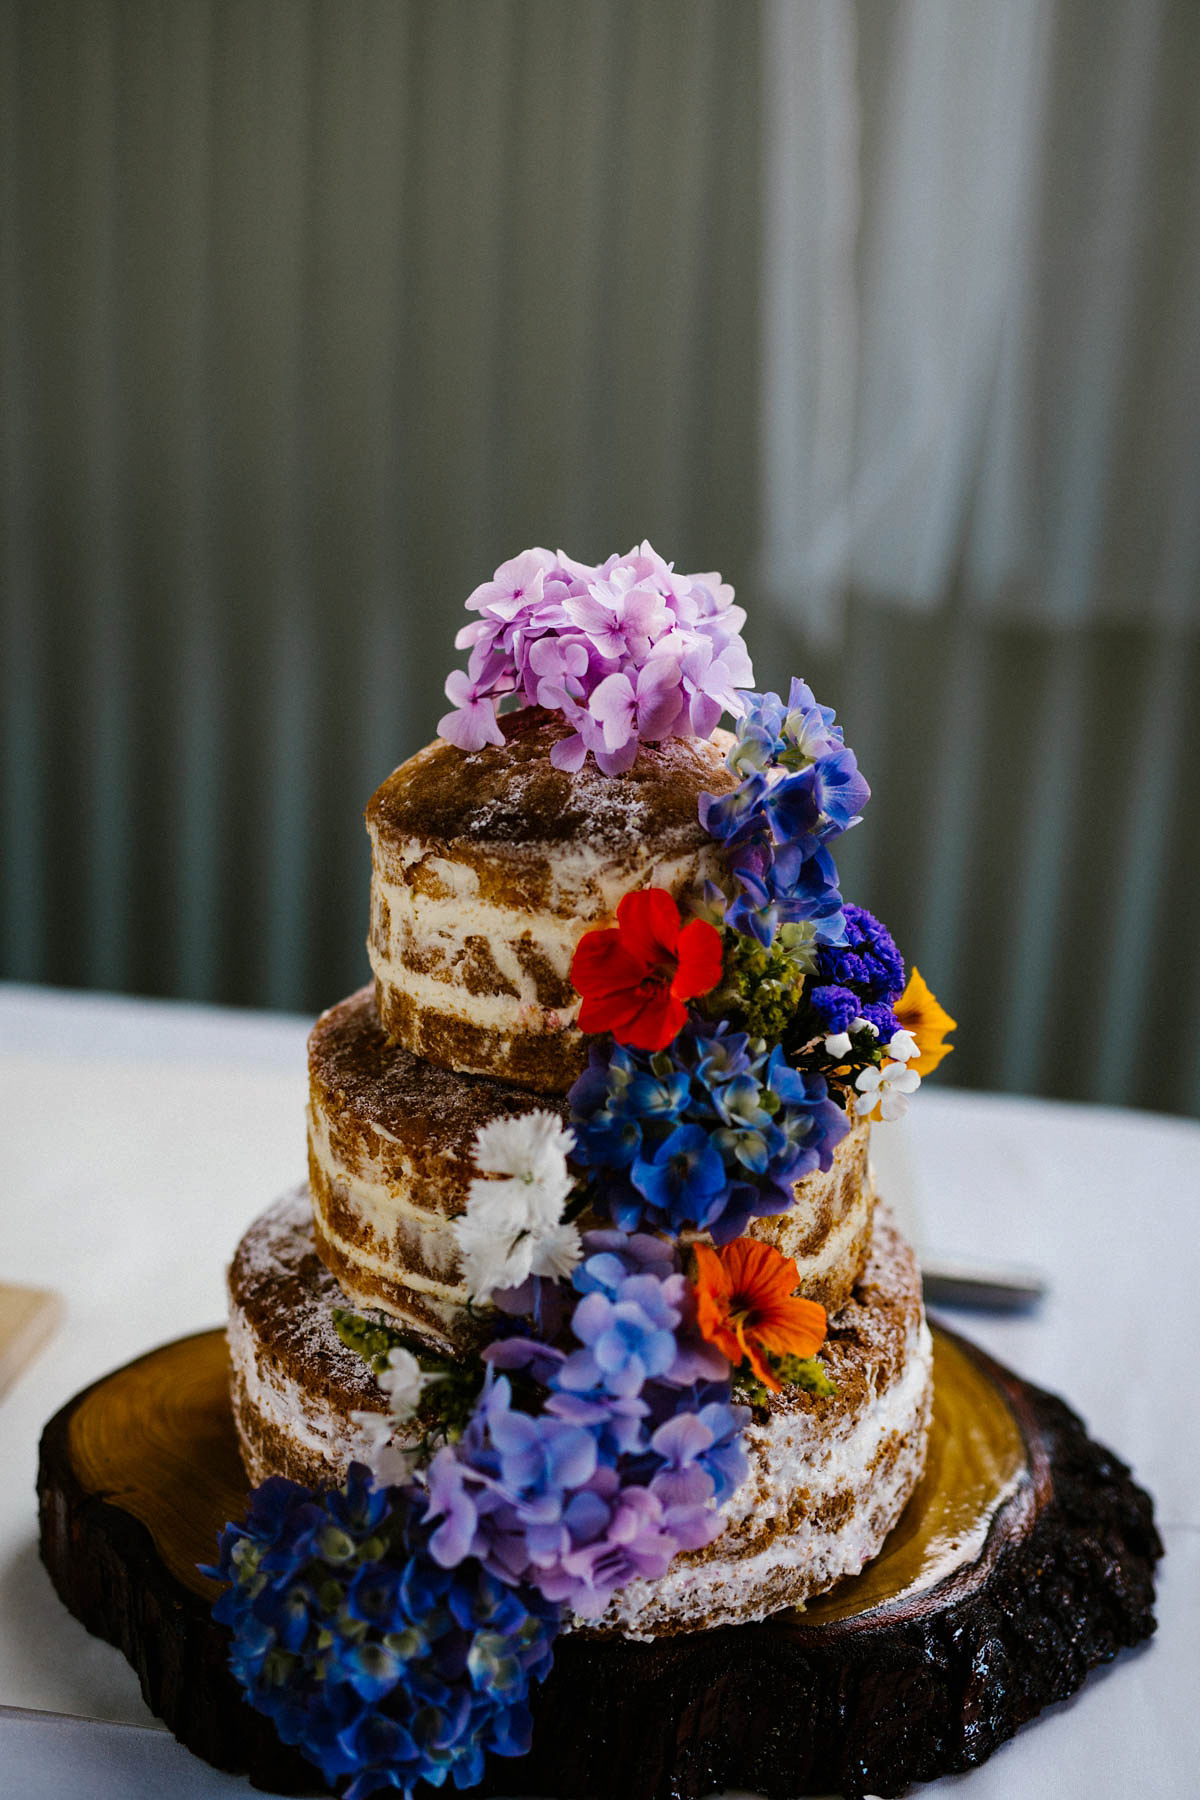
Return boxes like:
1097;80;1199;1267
437;543;754;774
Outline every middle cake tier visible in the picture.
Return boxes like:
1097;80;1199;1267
308;986;874;1353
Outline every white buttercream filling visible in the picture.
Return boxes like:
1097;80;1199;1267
367;950;580;1033
228;1303;386;1469
783;1182;872;1286
307;1106;463;1281
376;832;723;919
375;877;581;997
368;842;723;1037
314;1202;469;1308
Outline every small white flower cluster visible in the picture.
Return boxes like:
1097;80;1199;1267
853;1028;922;1122
352;1344;440;1486
452;1110;581;1304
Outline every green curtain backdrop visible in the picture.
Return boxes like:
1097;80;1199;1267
2;0;1198;1116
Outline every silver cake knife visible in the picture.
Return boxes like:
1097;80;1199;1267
920;1257;1047;1312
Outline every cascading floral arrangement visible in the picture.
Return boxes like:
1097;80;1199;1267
207;545;955;1799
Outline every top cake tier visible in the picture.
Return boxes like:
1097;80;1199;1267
366;707;736;1091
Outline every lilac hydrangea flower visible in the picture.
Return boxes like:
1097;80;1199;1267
437;542;753;771
421;1231;747;1622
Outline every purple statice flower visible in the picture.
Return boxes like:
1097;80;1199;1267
699;679;869;948
807;983;861;1036
204;1465;560;1800
811;904;904;1005
570;1019;850;1242
857;1000;901;1041
437;542;754;772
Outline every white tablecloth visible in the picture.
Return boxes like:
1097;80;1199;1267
1;982;1197;1799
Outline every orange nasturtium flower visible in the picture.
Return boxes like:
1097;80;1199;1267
894;967;957;1076
691;1238;827;1392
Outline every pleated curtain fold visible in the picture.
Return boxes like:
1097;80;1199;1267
2;0;1197;1114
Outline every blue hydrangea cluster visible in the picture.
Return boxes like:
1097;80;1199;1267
204;1466;559;1799
422;1229;748;1622
806;904;905;1043
699;680;869;947
568;1019;851;1243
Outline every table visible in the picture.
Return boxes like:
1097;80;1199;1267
2;982;1197;1799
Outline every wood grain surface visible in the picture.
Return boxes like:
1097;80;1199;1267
0;1282;61;1400
38;1325;1161;1799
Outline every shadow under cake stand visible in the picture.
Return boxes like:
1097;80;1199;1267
37;1325;1160;1800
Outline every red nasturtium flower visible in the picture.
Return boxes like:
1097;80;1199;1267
691;1238;827;1392
569;888;723;1052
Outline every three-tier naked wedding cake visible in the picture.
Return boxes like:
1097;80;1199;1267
212;544;956;1798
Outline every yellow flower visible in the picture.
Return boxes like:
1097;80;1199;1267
894;968;956;1076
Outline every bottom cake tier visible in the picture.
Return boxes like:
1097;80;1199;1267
227;1188;933;1635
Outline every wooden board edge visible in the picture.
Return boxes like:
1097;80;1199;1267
36;1329;1162;1800
37;1382;324;1796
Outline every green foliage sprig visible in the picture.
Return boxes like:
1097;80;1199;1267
332;1307;409;1376
706;921;817;1044
731;1352;835;1412
333;1307;486;1451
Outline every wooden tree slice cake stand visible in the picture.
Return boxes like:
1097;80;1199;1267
38;1324;1160;1800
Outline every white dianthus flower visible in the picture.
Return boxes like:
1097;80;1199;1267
453;1108;581;1303
349;1344;441;1485
377;1344;433;1419
854;1059;921;1122
350;1404;417;1487
472;1110;575;1186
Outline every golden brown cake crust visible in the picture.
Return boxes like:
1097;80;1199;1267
309;986;569;1215
746;1110;873;1316
227;1191;381;1418
364;713;737;1088
366;707;737;867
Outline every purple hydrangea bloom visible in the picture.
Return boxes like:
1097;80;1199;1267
421;1232;747;1622
631;1123;728;1228
423;1378;738;1620
570;1019;851;1242
437;542;753;772
699;679;869;947
204;1465;560;1800
557;1275;682;1399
